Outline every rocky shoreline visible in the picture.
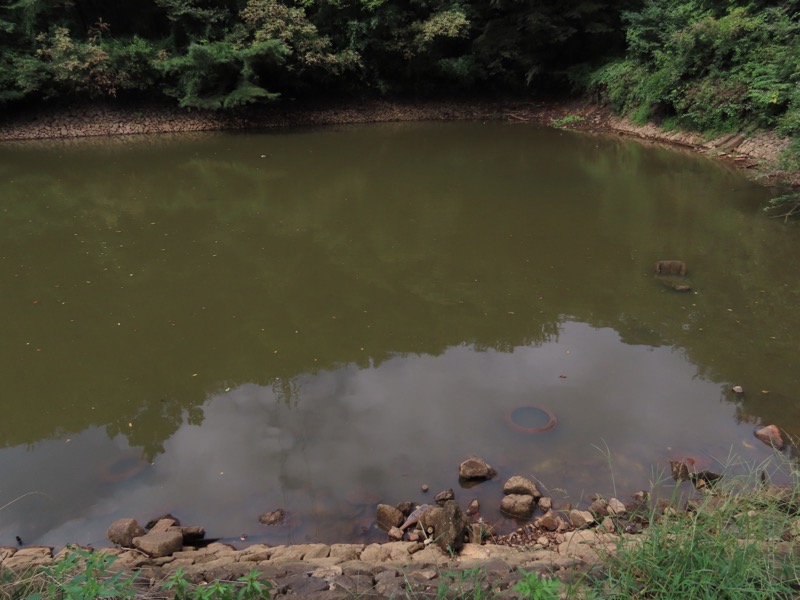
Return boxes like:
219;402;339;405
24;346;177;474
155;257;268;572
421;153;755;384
0;97;797;186
2;447;797;599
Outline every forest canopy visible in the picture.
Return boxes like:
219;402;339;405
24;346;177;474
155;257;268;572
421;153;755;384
0;0;798;145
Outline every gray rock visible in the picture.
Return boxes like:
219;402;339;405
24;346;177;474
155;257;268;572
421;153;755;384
458;457;497;481
107;518;145;548
503;476;541;498
538;497;553;511
376;504;404;531
500;494;536;519
280;573;329;595
132;531;183;558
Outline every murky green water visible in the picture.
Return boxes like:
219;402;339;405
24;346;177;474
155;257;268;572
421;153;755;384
1;122;798;547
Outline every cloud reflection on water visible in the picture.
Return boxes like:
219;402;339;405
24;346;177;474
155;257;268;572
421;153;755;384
1;321;776;548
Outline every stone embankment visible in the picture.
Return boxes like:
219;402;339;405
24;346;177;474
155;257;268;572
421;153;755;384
0;528;622;599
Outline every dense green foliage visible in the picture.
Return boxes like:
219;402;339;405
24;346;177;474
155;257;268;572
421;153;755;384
0;1;798;161
0;0;632;108
587;0;800;140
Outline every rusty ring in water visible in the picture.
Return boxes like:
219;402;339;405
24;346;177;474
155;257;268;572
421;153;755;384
505;405;558;434
98;449;148;483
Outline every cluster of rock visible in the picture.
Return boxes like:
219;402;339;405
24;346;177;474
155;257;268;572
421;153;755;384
373;456;649;561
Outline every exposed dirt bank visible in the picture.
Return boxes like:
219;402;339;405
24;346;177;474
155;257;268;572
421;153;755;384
1;99;797;187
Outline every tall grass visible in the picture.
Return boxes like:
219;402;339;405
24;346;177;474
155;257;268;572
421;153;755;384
590;452;800;599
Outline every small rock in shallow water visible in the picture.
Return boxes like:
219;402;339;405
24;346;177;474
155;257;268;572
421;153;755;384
458;457;497;481
732;385;744;394
434;489;454;505
258;508;286;525
754;424;785;450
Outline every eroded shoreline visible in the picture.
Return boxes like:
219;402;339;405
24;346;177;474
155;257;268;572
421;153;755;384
0;98;796;186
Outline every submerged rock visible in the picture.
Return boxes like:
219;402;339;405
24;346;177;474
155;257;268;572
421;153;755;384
258;508;286;526
655;260;687;276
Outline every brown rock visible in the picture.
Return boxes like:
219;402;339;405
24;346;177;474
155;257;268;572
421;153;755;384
500;494;536;519
466;499;480;516
107;518;146;548
258;508;286;525
396;501;414;516
607;498;626;516
376;504;404;531
132;531;184;558
145;514;181;529
420;500;468;554
535;510;562;532
387;527;404;541
569;510;595;529
655;260;687;276
754;424;785;450
434;489;455;505
180;525;206;543
503;476;541;498
458;457;497;481
149;518;178;533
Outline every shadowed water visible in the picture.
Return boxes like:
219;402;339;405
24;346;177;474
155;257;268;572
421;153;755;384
0;122;798;547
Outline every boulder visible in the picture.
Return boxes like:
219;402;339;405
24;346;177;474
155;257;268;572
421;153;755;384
132;530;183;558
107;518;146;548
500;494;536;519
419;500;468;554
755;424;785;450
458;457;497;481
502;476;541;498
376;504;404;531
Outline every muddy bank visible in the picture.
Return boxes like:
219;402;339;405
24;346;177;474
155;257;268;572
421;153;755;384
0;99;796;186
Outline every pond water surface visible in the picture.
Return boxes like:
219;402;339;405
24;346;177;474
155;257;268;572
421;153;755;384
1;122;799;548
